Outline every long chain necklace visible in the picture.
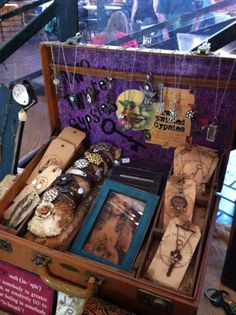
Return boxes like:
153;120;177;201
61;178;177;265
50;44;61;95
140;49;156;109
157;50;175;115
0;87;12;163
170;52;187;123
117;48;137;131
61;43;79;109
104;46;118;112
206;55;236;142
167;222;195;277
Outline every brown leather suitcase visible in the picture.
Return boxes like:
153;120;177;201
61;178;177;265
0;43;236;315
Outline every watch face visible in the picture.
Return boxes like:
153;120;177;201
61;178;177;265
12;84;30;106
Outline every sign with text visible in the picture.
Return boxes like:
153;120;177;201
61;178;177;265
0;261;55;315
146;87;194;148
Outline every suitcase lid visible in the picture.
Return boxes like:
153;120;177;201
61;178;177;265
40;43;236;176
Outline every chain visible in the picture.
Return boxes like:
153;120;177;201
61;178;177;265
61;42;79;93
213;55;236;124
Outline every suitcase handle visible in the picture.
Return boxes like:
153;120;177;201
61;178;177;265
36;264;97;299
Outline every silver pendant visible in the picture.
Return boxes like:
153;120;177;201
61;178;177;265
157;101;165;115
86;91;96;104
206;124;218;142
171;195;188;216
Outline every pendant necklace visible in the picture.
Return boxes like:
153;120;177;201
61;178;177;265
186;53;217;122
86;48;98;105
170;177;189;217
140;49;156;109
61;43;81;110
117;48;137;131
104;46;118;113
157;50;175;115
206;55;236;142
0;88;12;163
167;222;195;277
50;45;61;95
170;52;187;123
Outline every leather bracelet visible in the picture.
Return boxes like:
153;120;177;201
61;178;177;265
89;141;119;160
66;166;95;187
53;174;84;204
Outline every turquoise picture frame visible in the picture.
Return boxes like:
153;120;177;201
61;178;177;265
70;179;160;272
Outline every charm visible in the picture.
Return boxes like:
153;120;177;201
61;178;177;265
156;82;165;115
185;109;195;119
67;93;81;109
141;90;156;108
169;107;177;123
140;73;157;109
206;123;218;142
170;195;188;216
86;84;97;104
143;72;153;92
105;77;117;113
52;75;60;87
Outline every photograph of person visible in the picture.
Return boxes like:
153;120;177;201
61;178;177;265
84;191;145;264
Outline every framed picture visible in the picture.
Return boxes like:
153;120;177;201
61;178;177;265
70;179;160;271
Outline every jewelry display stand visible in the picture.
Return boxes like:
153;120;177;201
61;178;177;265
0;43;236;315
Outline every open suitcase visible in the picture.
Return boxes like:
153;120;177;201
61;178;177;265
0;42;236;315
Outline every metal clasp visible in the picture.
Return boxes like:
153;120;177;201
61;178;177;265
0;239;12;252
32;253;51;266
137;289;173;313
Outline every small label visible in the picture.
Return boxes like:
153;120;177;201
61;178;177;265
122;158;130;164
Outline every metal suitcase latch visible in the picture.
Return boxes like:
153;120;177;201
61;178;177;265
32;253;51;266
0;239;12;252
137;289;172;313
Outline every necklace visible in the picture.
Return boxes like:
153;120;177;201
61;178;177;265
86;48;98;105
104;46;118;113
117;48;137;131
167;222;195;277
61;43;80;110
176;145;216;194
206;55;236;142
50;44;61;95
0;86;12;163
170;177;189;217
140;49;156;109
157;50;175;115
170;52;187;123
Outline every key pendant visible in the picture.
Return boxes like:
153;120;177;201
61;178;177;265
167;249;182;277
206;124;218;142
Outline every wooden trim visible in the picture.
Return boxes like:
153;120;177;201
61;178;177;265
51;63;236;89
40;43;60;133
